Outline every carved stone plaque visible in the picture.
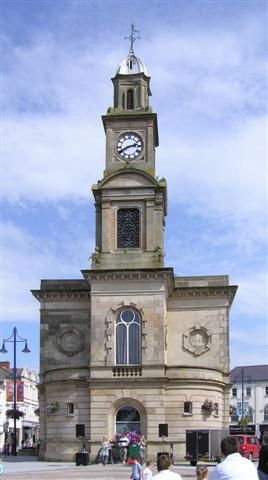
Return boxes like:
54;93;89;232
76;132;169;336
183;326;211;356
57;328;84;357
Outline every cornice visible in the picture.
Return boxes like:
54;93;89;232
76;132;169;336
31;274;237;305
31;289;91;301
173;285;237;305
81;268;174;295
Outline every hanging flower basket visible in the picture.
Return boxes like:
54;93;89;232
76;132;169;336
6;408;24;419
46;402;60;415
201;399;215;413
229;405;236;415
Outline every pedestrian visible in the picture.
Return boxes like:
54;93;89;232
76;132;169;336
130;457;142;480
139;435;146;464
258;445;268;480
209;435;258;480
119;432;129;463
100;435;110;465
154;453;182;479
196;465;208;480
143;459;154;479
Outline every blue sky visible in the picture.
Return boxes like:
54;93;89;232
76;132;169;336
1;0;267;371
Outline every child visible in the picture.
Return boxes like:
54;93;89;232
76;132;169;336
143;459;153;479
130;457;142;480
196;465;208;480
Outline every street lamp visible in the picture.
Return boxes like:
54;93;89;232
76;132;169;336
0;327;30;456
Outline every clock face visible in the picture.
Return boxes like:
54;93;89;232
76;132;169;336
116;132;144;160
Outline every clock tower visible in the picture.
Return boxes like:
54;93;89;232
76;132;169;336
91;25;167;270
33;24;237;463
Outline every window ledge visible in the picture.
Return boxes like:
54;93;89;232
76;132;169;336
183;413;193;417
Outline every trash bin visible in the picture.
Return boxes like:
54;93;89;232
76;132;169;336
76;452;89;466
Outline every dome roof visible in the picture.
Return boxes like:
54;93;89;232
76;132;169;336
116;53;148;76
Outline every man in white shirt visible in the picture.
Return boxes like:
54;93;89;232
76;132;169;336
119;433;129;463
154;454;182;479
209;435;258;480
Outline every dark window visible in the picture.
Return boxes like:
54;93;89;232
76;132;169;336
264;404;268;421
247;437;257;444
265;386;268;396
248;406;253;422
127;89;134;109
184;401;192;414
214;402;219;415
67;402;74;415
246;387;251;397
116;406;141;433
232;388;237;398
117;208;139;248
122;93;125;109
116;308;141;365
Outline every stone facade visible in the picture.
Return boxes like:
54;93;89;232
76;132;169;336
32;43;237;462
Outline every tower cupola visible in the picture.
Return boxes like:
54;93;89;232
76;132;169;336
108;23;152;114
116;52;148;76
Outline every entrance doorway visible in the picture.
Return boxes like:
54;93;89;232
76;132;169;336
116;406;141;433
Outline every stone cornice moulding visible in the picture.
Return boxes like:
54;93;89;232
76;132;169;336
31;290;91;300
173;285;237;305
82;268;174;295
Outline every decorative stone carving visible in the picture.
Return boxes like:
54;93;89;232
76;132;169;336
56;328;84;357
183;326;211;356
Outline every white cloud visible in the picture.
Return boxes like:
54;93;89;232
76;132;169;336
232;272;268;318
3;115;104;202
230;323;268;368
2;221;94;322
160;115;267;218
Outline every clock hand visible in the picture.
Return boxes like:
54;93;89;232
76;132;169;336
118;142;137;153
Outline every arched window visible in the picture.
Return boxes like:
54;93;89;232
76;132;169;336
264;404;268;421
116;405;141;433
127;89;134;109
116;308;141;365
117;208;140;249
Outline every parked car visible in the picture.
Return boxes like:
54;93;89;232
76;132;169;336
232;434;261;460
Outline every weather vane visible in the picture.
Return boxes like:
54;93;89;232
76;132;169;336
124;21;140;54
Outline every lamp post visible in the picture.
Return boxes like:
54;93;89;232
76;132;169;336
0;327;30;456
233;367;251;430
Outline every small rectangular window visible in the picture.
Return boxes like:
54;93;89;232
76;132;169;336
232;388;237;398
214;402;219;416
184;401;192;414
246;387;251;397
67;402;74;415
265;386;268;396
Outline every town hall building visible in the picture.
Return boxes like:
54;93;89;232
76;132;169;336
32;26;237;462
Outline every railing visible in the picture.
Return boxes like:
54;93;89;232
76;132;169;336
112;366;142;377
